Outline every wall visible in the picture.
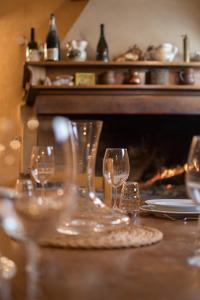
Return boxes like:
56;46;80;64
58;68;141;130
64;0;200;60
0;0;87;185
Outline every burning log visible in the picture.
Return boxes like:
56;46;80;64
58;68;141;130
140;163;189;189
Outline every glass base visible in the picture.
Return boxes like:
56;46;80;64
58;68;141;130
0;256;17;279
57;195;130;235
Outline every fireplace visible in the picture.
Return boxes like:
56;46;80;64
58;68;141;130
86;114;198;198
36;114;198;198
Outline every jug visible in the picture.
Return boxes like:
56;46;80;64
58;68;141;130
150;43;178;62
66;40;88;61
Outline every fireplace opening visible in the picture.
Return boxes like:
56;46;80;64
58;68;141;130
74;114;200;198
38;114;200;198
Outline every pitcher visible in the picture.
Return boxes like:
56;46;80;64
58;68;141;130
53;118;129;235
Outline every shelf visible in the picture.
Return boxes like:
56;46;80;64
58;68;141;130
25;60;200;68
23;60;200;115
29;84;200;90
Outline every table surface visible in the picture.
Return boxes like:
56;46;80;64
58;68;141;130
1;215;200;300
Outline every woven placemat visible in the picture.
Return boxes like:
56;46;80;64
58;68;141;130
40;224;163;249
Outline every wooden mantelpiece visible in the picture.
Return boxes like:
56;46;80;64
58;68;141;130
23;61;200;115
21;61;200;172
33;86;200;115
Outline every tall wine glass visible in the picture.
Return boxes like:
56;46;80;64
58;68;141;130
103;148;130;208
30;146;55;201
186;136;200;267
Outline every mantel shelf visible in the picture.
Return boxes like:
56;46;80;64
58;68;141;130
29;84;200;90
25;60;200;68
23;84;200;115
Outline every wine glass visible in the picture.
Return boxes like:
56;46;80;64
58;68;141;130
185;135;200;267
0;118;20;280
30;146;55;201
103;148;130;208
12;121;76;299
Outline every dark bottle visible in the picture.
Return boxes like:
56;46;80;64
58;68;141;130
28;28;38;50
26;28;39;62
46;14;60;61
96;24;109;62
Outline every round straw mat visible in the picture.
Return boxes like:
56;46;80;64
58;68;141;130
40;224;163;249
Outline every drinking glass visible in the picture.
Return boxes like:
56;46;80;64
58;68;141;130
0;118;19;280
103;148;130;208
185;136;200;266
30;146;55;201
12;120;76;299
119;181;141;220
15;174;34;198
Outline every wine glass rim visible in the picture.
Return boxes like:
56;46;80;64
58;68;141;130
105;148;128;150
192;135;200;140
32;145;54;149
72;120;103;124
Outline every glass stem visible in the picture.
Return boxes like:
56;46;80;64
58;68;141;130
26;241;40;300
41;183;45;200
194;216;200;255
113;186;118;208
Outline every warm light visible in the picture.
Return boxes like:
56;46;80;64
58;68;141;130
4;154;15;166
166;184;173;190
9;138;21;150
0;144;6;152
27;118;39;130
57;188;64;196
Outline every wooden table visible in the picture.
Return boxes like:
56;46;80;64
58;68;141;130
1;216;200;300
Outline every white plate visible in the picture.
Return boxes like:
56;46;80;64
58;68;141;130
140;204;200;219
145;199;198;212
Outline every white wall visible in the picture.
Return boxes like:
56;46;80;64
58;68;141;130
63;0;200;60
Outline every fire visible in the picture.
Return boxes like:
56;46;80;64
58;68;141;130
140;163;189;189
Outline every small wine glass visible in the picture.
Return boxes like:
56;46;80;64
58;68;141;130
103;148;130;208
185;135;200;267
30;146;55;201
119;181;141;221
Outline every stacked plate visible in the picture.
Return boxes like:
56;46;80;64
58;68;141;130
140;199;200;219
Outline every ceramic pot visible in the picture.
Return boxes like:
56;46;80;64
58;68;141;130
128;71;142;85
150;69;169;85
98;71;117;84
179;68;195;85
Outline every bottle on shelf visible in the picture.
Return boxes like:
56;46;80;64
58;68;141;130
45;13;60;61
182;34;190;62
26;27;40;62
96;24;109;62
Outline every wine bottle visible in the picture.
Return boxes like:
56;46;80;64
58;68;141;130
28;28;38;50
46;14;60;61
96;24;109;62
26;28;39;62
